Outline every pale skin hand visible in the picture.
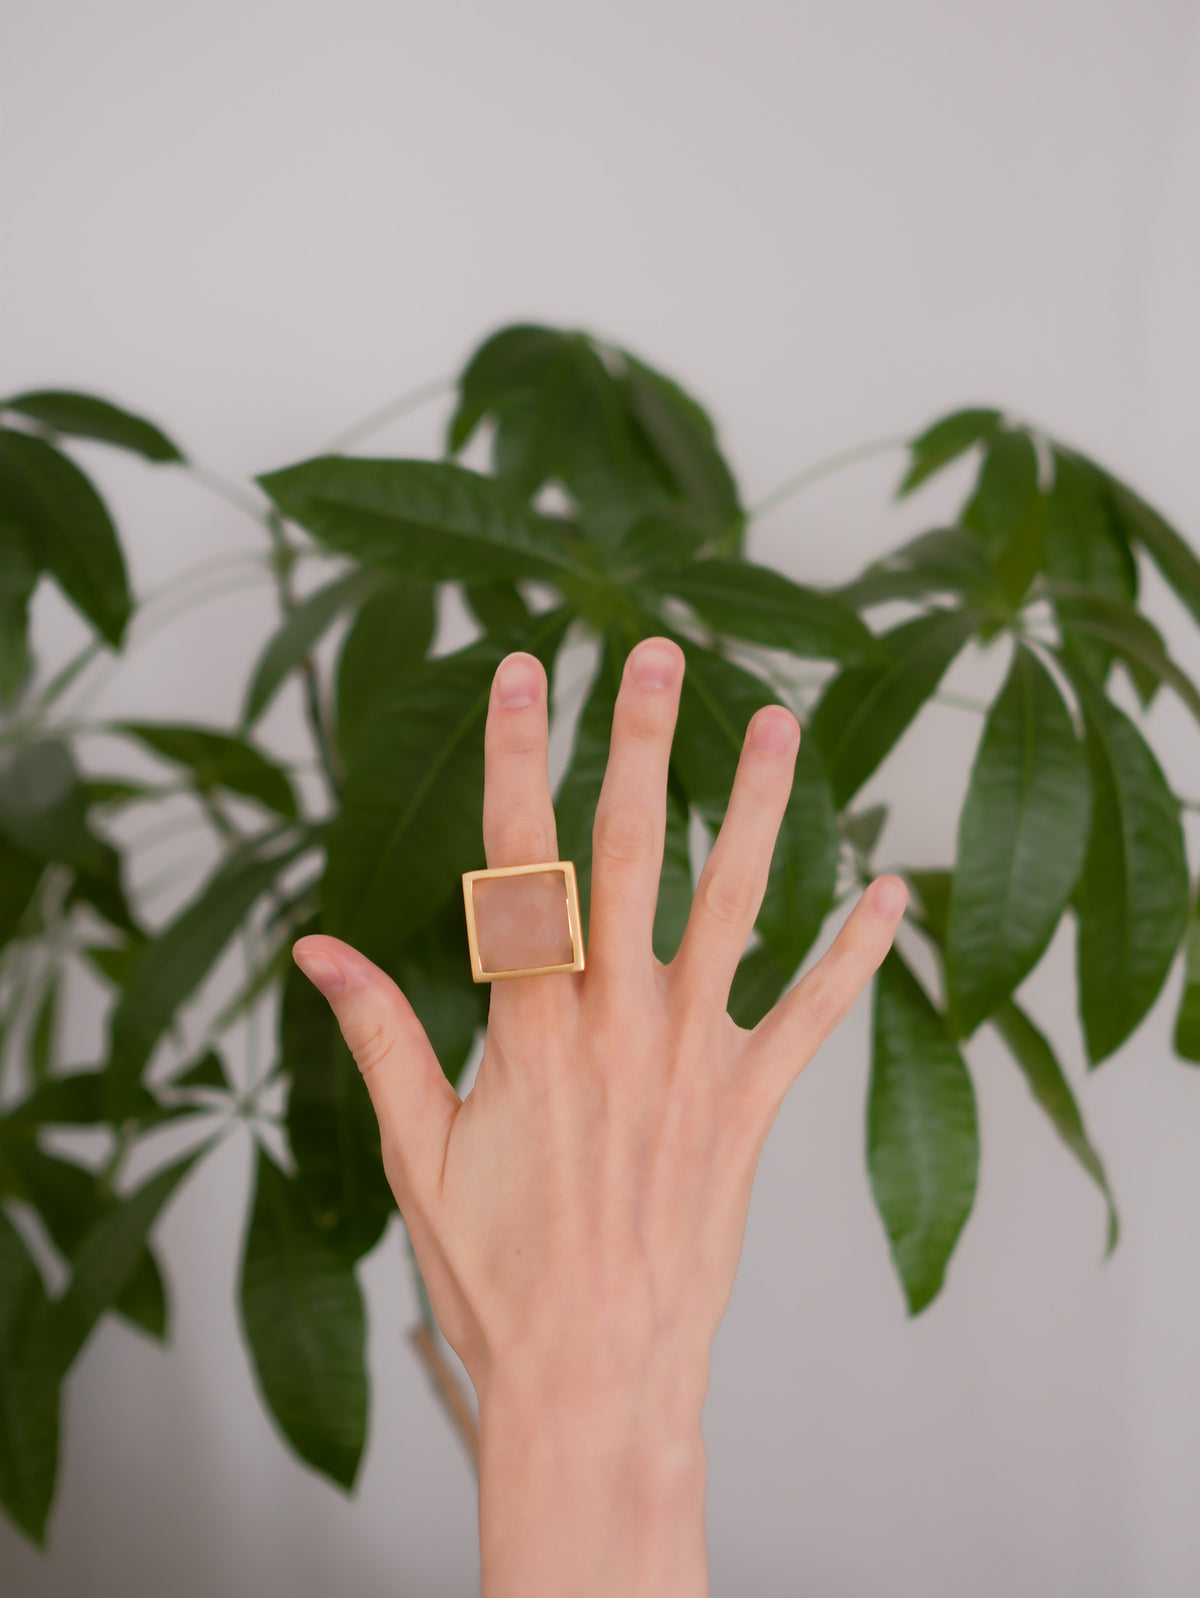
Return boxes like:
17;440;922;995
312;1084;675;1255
293;635;907;1598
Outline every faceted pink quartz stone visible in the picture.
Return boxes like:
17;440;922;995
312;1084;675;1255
472;869;574;973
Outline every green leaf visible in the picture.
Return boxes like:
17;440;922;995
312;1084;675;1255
41;1149;199;1376
66;840;141;938
843;804;888;861
548;630;692;968
868;947;979;1315
899;408;1001;496
727;941;796;1031
647;556;882;665
205;928;296;1040
1173;881;1200;1063
666;634;839;973
483;336;667;547
80;939;142;989
945;644;1091;1035
835;527;1003;611
0;1132;177;1347
905;868;952;947
282;926;394;1260
2;392;183;463
990;998;1119;1253
1058;654;1190;1064
113;1245;168;1341
1041;451;1137;682
83;779;152;810
116;723;297;820
808;608;981;809
324;607;571;972
616;353;743;534
239;1147;368;1490
612;505;720;575
0;1209;59;1545
170;1049;229;1090
392;892;489;1089
0;740;108;873
554;631;623;945
1100;468;1200;630
107;833;309;1105
242;567;381;728
0;429;130;646
0;1137;99;1250
0;837;43;949
1041;583;1200;729
258;457;591;586
0;515;39;704
335;577;437;762
9;1072;119;1126
653;768;694;965
462;579;533;637
448;323;567;453
962;429;1045;606
29;978;59;1085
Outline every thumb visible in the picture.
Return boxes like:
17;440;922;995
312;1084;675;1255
291;933;460;1206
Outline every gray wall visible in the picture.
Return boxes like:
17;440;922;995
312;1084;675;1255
3;1;1199;1593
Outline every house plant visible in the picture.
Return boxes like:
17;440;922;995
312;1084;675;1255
1;322;1198;1544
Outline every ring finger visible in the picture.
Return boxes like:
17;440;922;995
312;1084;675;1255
478;650;574;1019
669;704;801;1014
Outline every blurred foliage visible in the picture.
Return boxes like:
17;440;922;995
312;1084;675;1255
2;328;1199;1543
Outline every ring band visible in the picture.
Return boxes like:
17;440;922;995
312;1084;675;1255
462;860;586;983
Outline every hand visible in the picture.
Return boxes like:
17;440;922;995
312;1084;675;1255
292;635;907;1596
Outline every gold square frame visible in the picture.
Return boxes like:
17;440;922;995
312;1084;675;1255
462;860;586;983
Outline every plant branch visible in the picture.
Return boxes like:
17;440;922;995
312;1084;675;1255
264;512;344;801
322;376;454;455
408;1325;479;1476
184;462;273;528
62;567;277;724
749;434;908;522
404;1227;479;1474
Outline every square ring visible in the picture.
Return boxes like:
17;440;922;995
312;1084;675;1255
462;860;586;983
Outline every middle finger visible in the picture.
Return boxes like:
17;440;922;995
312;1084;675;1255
478;651;577;1030
587;636;685;997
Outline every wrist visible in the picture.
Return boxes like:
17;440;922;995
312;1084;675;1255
476;1363;710;1598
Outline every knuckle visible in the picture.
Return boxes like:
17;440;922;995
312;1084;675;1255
617;697;672;742
804;976;845;1036
341;1017;392;1077
593;803;656;864
502;723;543;755
489;814;552;861
701;865;755;925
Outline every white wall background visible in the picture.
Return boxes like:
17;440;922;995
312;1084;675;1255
3;1;1200;1593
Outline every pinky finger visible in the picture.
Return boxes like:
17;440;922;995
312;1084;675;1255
742;875;908;1102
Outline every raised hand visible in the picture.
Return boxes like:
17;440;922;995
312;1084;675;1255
293;635;907;1597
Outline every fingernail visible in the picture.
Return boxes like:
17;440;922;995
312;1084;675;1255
631;641;679;689
752;709;797;754
872;877;907;917
293;945;345;996
497;653;539;707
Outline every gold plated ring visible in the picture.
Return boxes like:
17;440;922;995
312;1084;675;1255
462;860;586;983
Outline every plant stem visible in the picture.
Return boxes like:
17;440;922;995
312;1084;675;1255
61;567;277;724
197;789;241;845
408;1325;480;1476
934;690;992;715
749;434;908;522
322;376;454;455
263;511;343;800
184;463;273;528
404;1227;480;1474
